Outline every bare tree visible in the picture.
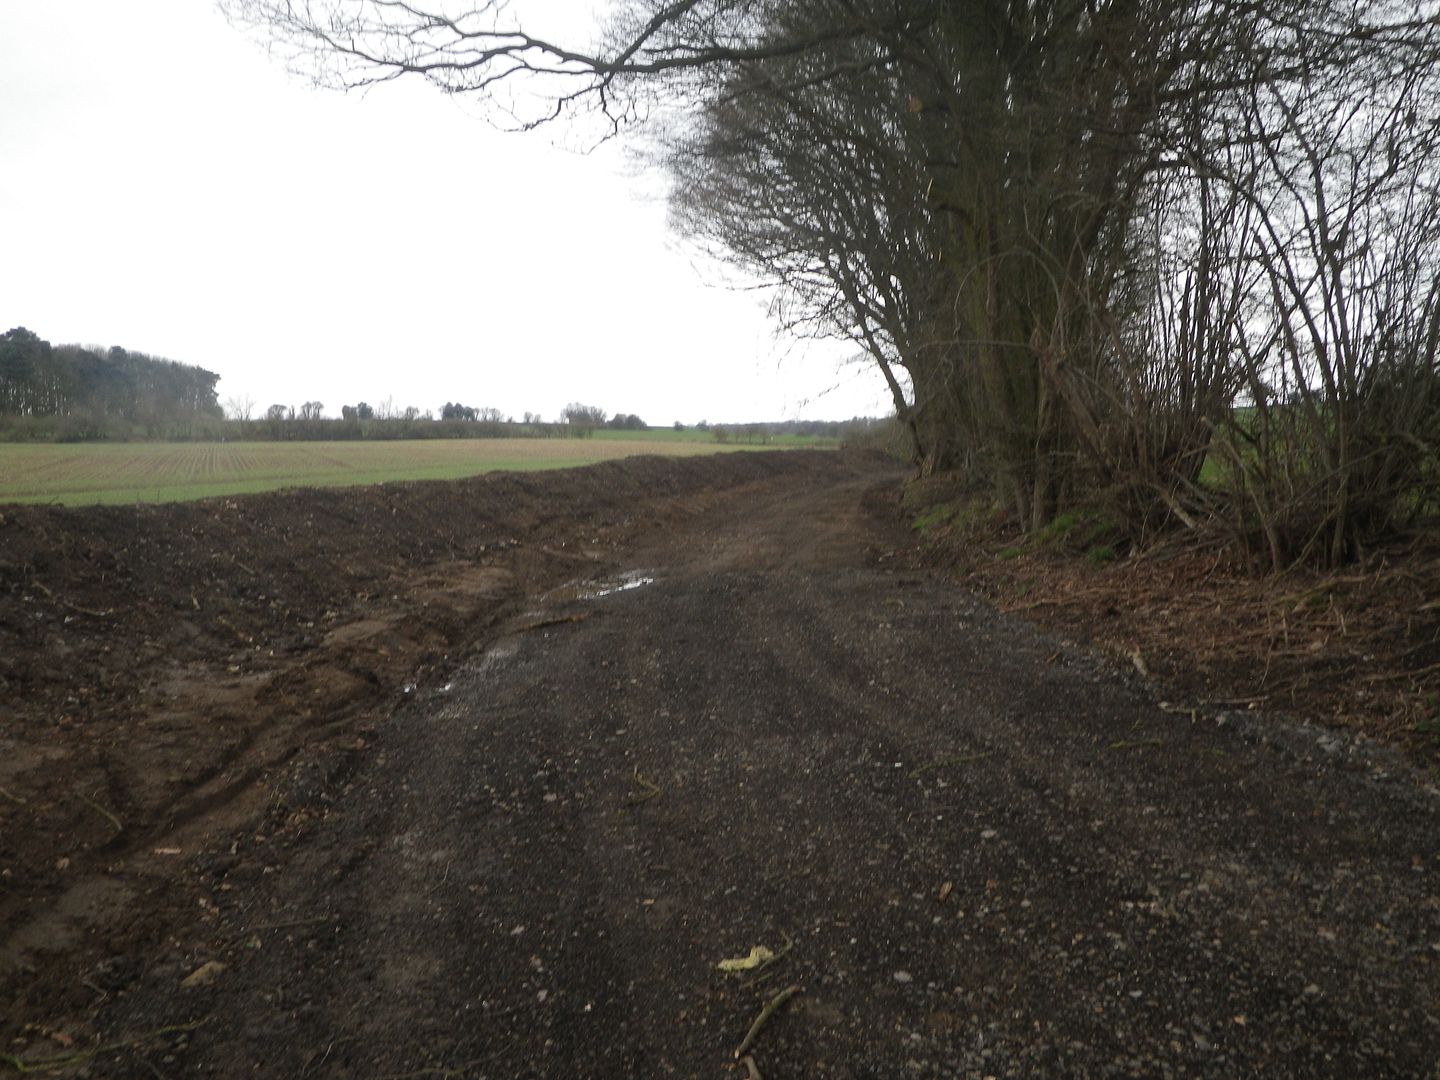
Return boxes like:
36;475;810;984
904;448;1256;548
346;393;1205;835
560;402;606;437
224;0;1440;561
224;393;255;421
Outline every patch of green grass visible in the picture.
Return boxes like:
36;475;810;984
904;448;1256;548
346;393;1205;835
1033;508;1120;551
1415;696;1440;741
911;501;961;534
1085;544;1119;566
1032;511;1084;546
901;472;972;514
591;428;837;449
0;438;767;506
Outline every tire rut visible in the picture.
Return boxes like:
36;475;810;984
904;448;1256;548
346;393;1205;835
86;459;1440;1078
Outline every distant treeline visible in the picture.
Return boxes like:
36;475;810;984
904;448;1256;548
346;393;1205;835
0;328;880;444
211;415;868;443
0;327;221;438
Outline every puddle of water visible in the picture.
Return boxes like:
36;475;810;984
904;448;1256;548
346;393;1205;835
545;569;655;604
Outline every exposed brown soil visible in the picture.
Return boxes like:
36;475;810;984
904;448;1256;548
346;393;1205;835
3;451;1439;1077
0;452;865;1047
904;476;1440;768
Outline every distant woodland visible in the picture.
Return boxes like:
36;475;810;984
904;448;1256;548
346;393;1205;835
0;327;221;438
0;327;867;445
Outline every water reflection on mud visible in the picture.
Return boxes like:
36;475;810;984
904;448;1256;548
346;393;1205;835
545;569;655;604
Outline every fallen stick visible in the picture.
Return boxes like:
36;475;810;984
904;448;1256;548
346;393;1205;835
235;915;336;942
1359;660;1440;683
28;579;112;620
623;770;662;808
0;785;27;806
734;984;801;1059
1108;738;1164;751
78;793;123;834
514;612;592;635
0;1020;204;1074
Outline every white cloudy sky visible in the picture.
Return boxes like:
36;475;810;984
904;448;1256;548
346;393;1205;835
0;2;892;424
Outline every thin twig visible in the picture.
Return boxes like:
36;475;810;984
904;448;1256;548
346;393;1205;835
0;785;28;806
379;1044;514;1080
737;1055;763;1080
27;579;112;619
623;770;662;808
235;916;334;941
1359;660;1440;683
302;1036;355;1076
78;793;123;833
1108;738;1164;751
0;1020;205;1074
514;612;592;635
734;984;801;1059
742;931;797;984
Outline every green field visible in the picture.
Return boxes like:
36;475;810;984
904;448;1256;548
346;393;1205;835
590;428;836;448
0;437;796;506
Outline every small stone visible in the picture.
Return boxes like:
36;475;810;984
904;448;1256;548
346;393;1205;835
893;970;914;983
980;829;997;840
181;960;226;988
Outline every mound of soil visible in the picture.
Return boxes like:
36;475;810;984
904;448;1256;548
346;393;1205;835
0;450;864;1041
5;450;1438;1077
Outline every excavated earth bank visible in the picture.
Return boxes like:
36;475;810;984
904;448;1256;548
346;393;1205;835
2;450;1438;1077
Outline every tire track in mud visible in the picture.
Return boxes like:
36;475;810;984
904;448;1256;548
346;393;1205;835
0;451;882;1043
39;461;1440;1077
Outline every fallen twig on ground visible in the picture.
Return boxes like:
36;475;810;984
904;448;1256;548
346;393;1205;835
27;579;112;619
77;793;122;834
1108;738;1164;751
623;770;662;808
734;984;801;1059
0;1021;205;1075
740;931;797;985
513;612;593;635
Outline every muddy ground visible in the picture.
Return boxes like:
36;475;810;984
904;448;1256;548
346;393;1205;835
2;451;1439;1077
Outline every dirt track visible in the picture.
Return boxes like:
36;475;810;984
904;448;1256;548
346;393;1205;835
5;452;1440;1076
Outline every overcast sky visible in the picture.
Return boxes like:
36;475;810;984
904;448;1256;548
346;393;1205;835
0;2;892;424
